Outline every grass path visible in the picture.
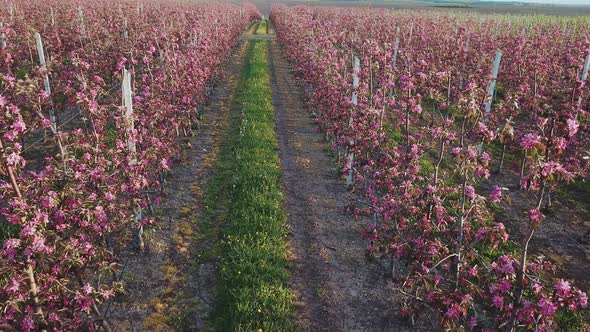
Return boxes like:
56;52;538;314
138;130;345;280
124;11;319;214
207;40;295;331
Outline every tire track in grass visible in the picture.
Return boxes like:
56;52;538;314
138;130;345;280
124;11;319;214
214;40;295;331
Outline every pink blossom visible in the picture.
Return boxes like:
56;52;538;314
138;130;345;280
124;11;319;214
577;290;588;307
445;306;460;319
20;225;36;237
3;129;18;141
82;283;94;295
497;280;512;293
541;161;569;178
31;236;52;254
528;209;543;224
41;192;59;209
431;127;443;138
104;192;115;202
519;133;541;149
493;255;516;275
48;312;59;323
5;277;20;295
116;57;128;71
554;279;571;297
0;94;7;106
161;158;171;170
489;186;502;203
538;298;557;316
20;316;35;332
40;90;50;100
12;117;26;133
40;118;53;127
469;316;478;329
5;152;22;166
492;295;504;309
566;118;579;137
465;185;476;199
498;261;515;275
100;288;115;299
476;165;490;179
2;239;20;260
553;137;567;152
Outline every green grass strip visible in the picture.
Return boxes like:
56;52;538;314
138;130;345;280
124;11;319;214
256;20;267;35
216;40;294;332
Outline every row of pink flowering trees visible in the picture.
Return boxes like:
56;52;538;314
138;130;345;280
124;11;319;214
272;5;589;330
0;0;259;330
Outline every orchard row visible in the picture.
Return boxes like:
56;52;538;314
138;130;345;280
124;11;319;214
272;5;589;330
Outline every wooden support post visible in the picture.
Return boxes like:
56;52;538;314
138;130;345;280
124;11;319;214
50;7;55;26
34;32;57;127
122;68;137;165
0;22;6;49
392;27;400;69
580;54;590;87
346;55;360;188
478;50;502;154
576;54;590;118
135;205;144;251
78;6;86;36
484;50;503;121
122;18;128;40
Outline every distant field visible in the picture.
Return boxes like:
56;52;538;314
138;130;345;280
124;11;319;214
251;0;590;16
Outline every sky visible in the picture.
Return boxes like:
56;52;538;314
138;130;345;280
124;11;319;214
490;0;590;4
